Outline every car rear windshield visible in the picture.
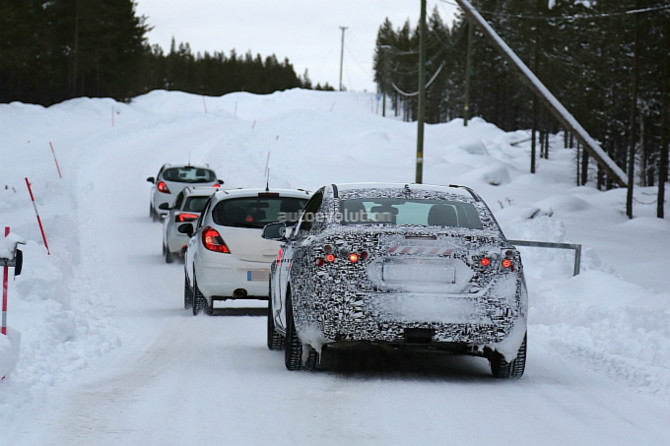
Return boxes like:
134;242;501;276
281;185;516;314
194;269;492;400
212;196;308;229
183;196;210;212
339;198;483;229
162;167;216;183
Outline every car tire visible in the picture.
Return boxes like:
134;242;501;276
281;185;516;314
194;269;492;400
149;204;155;219
152;206;161;222
489;333;527;379
267;295;285;351
184;275;193;310
164;246;173;264
204;297;213;316
284;293;303;371
192;278;205;316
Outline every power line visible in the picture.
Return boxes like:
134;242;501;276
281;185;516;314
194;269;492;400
439;0;670;21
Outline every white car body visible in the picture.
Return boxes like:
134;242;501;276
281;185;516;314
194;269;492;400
147;163;222;220
162;186;217;263
183;187;310;314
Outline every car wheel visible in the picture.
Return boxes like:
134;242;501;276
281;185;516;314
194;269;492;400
489;333;527;379
184;275;193;309
267;295;285;351
152;207;161;222
164;246;173;264
192;278;205;316
149;204;155;219
284;293;303;370
205;297;213;316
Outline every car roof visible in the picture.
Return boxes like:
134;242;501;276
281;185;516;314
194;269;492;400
212;187;311;200
181;186;220;197
161;162;212;170
329;182;478;200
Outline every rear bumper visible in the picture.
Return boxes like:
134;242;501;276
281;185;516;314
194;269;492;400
197;257;272;300
294;275;527;347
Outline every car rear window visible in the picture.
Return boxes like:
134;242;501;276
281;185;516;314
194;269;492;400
339;198;483;229
162;167;216;183
212;196;308;229
183;196;210;212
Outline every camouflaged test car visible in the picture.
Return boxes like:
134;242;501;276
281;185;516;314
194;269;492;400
262;182;528;378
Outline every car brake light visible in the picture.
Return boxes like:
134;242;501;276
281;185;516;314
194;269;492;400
325;253;336;263
501;258;513;269
202;226;230;253
276;249;283;262
315;258;324;266
213;183;221;188
348;253;359;263
177;213;199;222
480;257;490;267
157;181;170;193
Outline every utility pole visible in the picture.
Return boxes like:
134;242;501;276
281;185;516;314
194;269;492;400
339;26;348;91
416;0;427;184
463;21;473;126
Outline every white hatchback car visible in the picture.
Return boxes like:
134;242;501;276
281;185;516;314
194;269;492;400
147;163;223;221
181;188;310;314
162;186;217;263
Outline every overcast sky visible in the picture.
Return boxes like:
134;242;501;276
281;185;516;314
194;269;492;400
135;0;459;92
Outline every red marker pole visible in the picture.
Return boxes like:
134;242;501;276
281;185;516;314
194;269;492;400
2;227;9;335
24;178;50;255
49;141;62;179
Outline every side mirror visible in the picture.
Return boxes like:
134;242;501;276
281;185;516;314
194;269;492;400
158;203;170;210
217;179;224;185
178;223;194;237
14;250;22;276
262;222;287;241
147;176;155;183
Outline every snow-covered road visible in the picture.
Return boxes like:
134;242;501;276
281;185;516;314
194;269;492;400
3;90;670;445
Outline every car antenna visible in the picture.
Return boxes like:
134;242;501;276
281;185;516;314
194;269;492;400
264;152;271;191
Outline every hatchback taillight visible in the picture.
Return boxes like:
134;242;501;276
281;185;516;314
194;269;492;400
202;226;230;253
157;181;170;193
177;213;199;222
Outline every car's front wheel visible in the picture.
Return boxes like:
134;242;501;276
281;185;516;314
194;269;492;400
267;295;285;351
184;275;193;309
488;333;527;379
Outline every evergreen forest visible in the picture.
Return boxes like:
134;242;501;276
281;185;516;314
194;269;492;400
373;0;668;211
0;0;330;107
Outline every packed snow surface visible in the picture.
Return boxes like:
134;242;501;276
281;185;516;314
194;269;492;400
1;89;669;445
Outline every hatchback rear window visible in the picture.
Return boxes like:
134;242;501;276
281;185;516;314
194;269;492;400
339;198;483;229
213;196;308;229
162;167;216;183
183;196;210;212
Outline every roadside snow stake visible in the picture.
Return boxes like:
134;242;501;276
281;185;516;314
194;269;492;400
49;142;63;179
24;178;50;255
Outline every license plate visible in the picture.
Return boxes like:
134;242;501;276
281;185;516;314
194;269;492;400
247;269;269;282
383;262;455;284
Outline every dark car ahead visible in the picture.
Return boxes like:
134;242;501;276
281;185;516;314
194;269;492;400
263;182;528;378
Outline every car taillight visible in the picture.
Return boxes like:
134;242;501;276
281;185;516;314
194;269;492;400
213;183;221;188
276;248;283;262
202;226;230;253
316;250;368;266
157;181;170;193
480;257;491;267
176;213;199;222
500;249;516;271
